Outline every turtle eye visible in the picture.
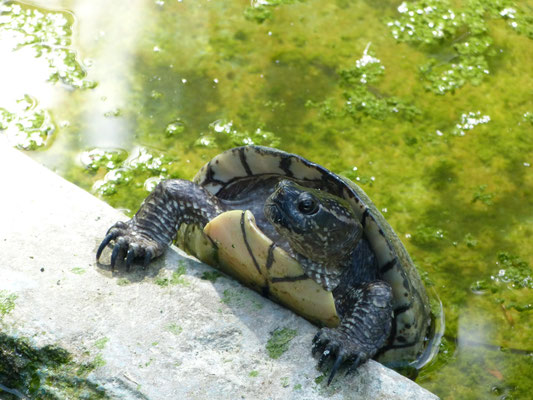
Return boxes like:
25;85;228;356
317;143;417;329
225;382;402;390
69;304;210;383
298;194;319;215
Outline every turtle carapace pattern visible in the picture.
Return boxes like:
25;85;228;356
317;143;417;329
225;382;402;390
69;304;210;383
97;145;433;383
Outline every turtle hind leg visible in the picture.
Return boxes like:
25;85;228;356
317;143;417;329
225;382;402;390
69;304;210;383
312;280;393;385
97;179;225;270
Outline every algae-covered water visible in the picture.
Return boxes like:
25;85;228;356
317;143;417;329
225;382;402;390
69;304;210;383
1;0;532;398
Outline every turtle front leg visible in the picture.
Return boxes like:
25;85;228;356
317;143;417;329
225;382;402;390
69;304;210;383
312;280;393;384
96;179;225;270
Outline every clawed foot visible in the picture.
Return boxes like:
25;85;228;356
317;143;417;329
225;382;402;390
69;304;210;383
96;221;164;270
312;328;369;385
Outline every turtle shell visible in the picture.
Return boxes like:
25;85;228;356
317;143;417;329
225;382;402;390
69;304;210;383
180;145;432;366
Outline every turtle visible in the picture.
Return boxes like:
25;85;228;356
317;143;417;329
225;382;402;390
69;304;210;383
96;145;434;383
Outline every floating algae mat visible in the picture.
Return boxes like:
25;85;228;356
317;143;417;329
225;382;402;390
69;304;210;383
1;0;532;398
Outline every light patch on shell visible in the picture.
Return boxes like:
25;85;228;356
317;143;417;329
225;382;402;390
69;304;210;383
240;147;287;176
209;155;249;183
383;268;411;309
288;159;324;180
364;214;394;266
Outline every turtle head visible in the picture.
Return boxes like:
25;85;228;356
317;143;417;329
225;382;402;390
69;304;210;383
264;179;363;263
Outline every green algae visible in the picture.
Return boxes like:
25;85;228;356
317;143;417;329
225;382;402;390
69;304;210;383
0;333;109;399
164;119;185;137
154;265;189;287
388;0;533;94
116;277;131;286
195;119;280;149
266;327;297;359
471;184;494;205
451;111;491;136
472;253;533;293
0;2;95;89
411;224;447;247
221;288;264;311
201;270;223;283
307;44;420;122
79;148;128;174
166;323;183;336
90;353;106;369
244;0;301;24
470;252;533;316
418;344;533;400
93;337;109;350
494;252;533;290
464;233;478;248
85;147;185;213
169;265;189;286
0;96;55;150
0;291;17;319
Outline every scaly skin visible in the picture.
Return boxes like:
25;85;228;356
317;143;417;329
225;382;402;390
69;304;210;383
97;180;224;270
97;178;393;384
313;280;393;384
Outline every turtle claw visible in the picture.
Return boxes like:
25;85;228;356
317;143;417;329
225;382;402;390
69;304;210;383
110;242;123;270
96;232;116;261
143;250;153;269
126;248;136;271
328;351;345;385
96;220;163;271
345;355;362;377
312;327;370;385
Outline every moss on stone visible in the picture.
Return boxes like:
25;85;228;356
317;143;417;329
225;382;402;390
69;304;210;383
166;323;183;336
155;265;189;287
70;267;86;275
201;270;223;283
266;327;297;359
94;337;109;350
221;288;264;311
0;291;17;318
116;278;131;286
0;333;109;399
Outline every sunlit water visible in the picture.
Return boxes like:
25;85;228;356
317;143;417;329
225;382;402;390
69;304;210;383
1;0;532;398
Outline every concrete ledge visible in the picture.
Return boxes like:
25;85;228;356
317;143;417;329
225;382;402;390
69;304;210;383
0;142;438;399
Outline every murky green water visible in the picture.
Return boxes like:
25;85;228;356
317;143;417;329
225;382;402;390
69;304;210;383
1;0;532;398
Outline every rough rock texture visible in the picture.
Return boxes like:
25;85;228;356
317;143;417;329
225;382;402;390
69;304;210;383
0;142;439;400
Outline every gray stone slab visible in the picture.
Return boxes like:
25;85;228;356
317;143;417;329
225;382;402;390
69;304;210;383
0;141;438;399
